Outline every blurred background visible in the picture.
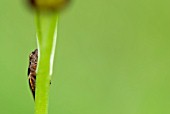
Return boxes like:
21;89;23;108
0;0;170;114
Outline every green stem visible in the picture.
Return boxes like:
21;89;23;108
35;11;58;114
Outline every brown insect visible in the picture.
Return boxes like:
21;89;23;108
28;49;51;100
28;49;38;99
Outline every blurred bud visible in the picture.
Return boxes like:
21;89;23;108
29;0;70;11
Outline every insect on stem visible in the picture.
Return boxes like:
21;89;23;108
28;49;38;100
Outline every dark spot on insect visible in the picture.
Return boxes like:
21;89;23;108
28;68;30;76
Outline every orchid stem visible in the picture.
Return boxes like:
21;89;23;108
35;11;58;114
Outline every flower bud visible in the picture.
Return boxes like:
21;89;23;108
29;0;70;11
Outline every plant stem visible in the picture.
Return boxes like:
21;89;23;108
35;11;58;114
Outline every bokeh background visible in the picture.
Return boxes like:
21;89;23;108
0;0;170;114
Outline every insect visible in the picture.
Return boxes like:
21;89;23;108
29;0;70;11
28;49;51;100
28;49;38;99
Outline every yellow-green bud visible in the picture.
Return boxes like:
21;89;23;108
29;0;70;11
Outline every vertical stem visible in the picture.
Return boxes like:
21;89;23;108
35;11;58;114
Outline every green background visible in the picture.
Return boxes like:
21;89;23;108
0;0;170;114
